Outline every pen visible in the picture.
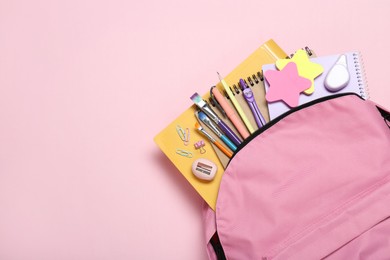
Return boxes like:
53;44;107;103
195;122;233;158
239;79;266;128
191;93;242;146
210;86;250;140
217;72;255;134
196;111;237;151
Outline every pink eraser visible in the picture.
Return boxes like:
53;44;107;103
191;158;217;181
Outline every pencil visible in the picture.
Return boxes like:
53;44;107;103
217;72;255;134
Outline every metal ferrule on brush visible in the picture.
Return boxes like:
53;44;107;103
191;93;220;123
199;103;220;124
191;92;242;146
198;127;216;142
196;112;222;137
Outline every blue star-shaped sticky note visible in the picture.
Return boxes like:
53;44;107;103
264;62;312;108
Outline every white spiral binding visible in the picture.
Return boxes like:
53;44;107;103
353;52;369;99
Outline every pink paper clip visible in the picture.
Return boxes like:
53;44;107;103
194;140;206;154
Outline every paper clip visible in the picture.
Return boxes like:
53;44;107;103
176;125;190;145
176;149;193;158
194;140;206;154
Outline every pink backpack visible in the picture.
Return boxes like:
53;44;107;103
203;93;390;259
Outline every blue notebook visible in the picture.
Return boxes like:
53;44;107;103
262;52;368;120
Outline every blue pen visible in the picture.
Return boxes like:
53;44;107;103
239;79;266;128
196;111;237;151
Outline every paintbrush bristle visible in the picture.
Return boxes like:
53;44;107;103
197;111;207;121
190;92;201;102
194;122;202;130
190;92;206;108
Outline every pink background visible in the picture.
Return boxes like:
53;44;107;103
0;0;389;259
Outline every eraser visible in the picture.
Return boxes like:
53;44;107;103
192;158;217;181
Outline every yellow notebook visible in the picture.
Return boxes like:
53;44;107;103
154;39;288;210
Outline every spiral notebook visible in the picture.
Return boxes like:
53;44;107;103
263;52;369;120
154;39;292;210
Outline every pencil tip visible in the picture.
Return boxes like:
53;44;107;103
217;72;222;80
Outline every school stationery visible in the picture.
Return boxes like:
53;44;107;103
154;39;289;210
193;140;206;154
196;111;237;152
191;93;242;146
264;62;312;108
152;36;390;259
210;86;250;139
191;158;217;181
195;122;233;159
176;125;190;146
218;72;255;134
263;51;368;120
324;54;350;91
239;79;266;128
275;49;324;94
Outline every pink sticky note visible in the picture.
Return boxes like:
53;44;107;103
264;62;312;107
